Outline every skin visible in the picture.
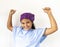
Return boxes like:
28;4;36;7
20;19;32;31
43;7;58;35
7;7;58;36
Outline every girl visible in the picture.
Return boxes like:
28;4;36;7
7;7;58;47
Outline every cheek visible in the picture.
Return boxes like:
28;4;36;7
21;24;24;27
28;23;32;27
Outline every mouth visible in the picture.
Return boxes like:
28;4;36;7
24;27;30;30
25;27;29;29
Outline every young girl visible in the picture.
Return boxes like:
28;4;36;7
7;7;58;47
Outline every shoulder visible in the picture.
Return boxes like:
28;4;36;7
12;26;23;37
12;26;23;32
33;28;46;35
34;28;46;32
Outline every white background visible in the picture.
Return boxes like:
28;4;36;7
0;0;60;47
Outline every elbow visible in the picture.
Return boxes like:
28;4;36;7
7;25;10;30
7;24;10;29
52;26;58;32
7;25;12;31
7;25;9;29
55;24;58;31
55;27;58;31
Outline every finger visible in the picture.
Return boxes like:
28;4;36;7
10;9;16;12
43;7;50;10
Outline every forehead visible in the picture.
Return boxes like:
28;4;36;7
21;19;31;22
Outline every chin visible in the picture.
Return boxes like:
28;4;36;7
24;28;31;31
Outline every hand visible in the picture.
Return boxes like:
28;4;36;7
9;9;16;15
43;7;52;14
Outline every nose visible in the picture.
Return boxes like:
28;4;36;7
25;23;28;27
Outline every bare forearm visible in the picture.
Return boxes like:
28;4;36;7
43;7;58;35
47;13;57;29
7;9;16;31
7;14;12;27
7;14;13;31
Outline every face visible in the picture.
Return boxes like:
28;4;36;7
20;19;32;31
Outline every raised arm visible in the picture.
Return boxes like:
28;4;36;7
7;9;16;31
43;7;58;35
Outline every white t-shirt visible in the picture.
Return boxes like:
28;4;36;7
12;26;46;47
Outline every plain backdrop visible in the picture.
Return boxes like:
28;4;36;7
0;0;60;47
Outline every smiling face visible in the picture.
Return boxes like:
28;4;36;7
20;19;32;31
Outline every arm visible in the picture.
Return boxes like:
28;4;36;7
43;7;58;35
7;9;16;31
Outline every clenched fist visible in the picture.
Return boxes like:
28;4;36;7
43;7;52;14
9;9;16;15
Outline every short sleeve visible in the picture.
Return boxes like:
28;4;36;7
34;28;47;43
40;35;46;43
12;26;22;38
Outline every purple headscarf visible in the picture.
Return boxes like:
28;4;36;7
20;13;35;22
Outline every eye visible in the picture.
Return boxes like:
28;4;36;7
21;22;25;24
26;21;30;23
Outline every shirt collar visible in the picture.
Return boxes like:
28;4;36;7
22;29;33;35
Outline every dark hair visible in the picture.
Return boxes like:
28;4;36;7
31;23;35;29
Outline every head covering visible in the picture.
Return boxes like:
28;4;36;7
20;13;35;22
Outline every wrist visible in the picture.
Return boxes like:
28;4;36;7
9;13;13;16
47;12;52;15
